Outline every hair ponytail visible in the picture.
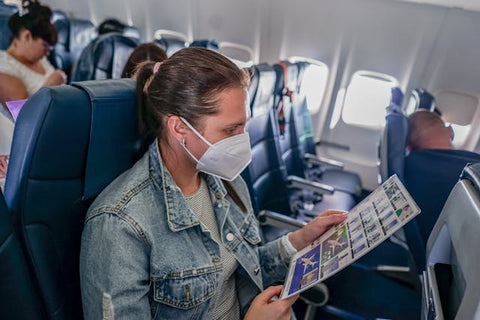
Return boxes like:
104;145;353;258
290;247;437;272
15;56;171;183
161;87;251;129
135;61;160;153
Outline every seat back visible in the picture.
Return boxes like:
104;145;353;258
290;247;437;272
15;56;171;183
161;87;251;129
404;149;480;271
273;61;305;178
190;39;219;51
0;1;17;12
71;33;139;81
379;87;407;182
4;79;141;319
242;63;290;215
51;18;97;79
0;189;45;319
423;162;480;319
0;10;12;50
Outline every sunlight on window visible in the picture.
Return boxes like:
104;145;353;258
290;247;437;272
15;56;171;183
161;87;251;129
342;71;398;128
300;64;329;114
449;123;471;148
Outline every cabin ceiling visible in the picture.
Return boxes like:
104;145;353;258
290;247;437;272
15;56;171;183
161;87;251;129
395;0;480;12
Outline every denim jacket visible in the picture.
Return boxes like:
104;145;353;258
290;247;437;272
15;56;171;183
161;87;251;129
80;140;290;319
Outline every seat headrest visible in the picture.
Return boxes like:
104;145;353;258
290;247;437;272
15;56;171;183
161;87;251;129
72;79;140;199
123;26;141;40
412;88;435;112
190;39;219;51
52;10;67;22
251;63;276;116
4;79;141;208
247;66;259;110
69;19;97;53
461;163;480;192
390;87;404;106
0;10;12;50
154;38;187;56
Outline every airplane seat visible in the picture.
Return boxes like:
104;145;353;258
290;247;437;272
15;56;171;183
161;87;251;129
0;9;12;50
291;61;363;198
271;61;356;214
154;38;188;56
0;189;46;319
422;162;480;319
71;33;139;81
50;18;97;79
412;88;435;112
242;63;291;218
4;79;141;319
379;87;408;183
189;38;219;51
52;9;67;22
0;1;16;12
404;148;480;271
122;25;141;41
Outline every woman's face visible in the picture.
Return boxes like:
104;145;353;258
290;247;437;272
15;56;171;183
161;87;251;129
17;30;51;62
185;87;250;160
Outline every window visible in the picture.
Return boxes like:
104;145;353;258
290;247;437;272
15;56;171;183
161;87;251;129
289;57;329;114
341;71;398;128
449;123;471;148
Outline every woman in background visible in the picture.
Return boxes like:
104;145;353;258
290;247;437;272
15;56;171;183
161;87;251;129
0;0;66;103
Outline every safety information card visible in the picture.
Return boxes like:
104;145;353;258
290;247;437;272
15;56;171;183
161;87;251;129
281;174;420;299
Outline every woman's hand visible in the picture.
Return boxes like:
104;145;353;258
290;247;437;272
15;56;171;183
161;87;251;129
43;69;67;86
244;285;299;320
289;210;348;251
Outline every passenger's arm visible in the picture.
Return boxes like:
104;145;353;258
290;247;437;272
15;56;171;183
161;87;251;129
258;210;348;287
80;212;152;320
42;69;67;86
0;73;28;102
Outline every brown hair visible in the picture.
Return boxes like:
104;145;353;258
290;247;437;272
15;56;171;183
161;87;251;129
121;43;167;78
136;47;250;212
8;0;57;45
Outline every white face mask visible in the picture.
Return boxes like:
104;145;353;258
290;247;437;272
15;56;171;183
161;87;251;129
180;117;252;181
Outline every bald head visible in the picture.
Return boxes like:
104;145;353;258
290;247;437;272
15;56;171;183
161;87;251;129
407;111;454;151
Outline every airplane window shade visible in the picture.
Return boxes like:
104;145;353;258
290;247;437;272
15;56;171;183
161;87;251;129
341;71;398;128
300;63;329;114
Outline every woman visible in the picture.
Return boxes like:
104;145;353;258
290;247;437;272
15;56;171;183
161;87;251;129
0;0;66;103
80;47;347;319
121;42;168;78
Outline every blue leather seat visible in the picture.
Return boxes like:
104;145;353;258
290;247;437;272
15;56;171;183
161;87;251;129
154;36;188;56
50;18;97;79
0;190;45;319
71;33;139;81
4;79;142;319
0;10;12;50
190;39;219;51
379;87;408;182
0;1;16;12
404;148;480;270
290;61;363;198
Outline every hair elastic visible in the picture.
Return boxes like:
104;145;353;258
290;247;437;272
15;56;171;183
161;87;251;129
153;62;162;74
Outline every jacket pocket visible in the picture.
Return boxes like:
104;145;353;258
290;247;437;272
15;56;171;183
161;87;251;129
152;269;217;310
240;212;262;246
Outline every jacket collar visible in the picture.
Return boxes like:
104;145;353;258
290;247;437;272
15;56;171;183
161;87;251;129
148;139;227;232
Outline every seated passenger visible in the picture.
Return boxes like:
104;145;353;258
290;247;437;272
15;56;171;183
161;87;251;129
407;110;454;151
0;0;66;103
121;42;167;78
80;48;348;319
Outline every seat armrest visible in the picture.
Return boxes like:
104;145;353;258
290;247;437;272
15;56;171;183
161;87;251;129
304;153;344;169
286;175;335;195
258;210;306;231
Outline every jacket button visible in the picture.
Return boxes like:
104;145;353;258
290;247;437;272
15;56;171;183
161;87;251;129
254;267;260;275
226;233;234;241
217;203;223;208
212;257;220;263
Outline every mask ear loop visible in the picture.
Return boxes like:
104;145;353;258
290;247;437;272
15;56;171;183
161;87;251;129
180;137;204;165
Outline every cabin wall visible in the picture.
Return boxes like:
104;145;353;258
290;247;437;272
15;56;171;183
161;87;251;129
43;0;480;188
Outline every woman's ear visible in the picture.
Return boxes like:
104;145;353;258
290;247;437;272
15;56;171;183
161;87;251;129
166;115;188;143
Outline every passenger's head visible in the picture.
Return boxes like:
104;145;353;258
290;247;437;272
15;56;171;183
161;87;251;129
121;43;167;78
407;110;454;151
98;18;127;35
8;0;57;60
135;47;250;155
